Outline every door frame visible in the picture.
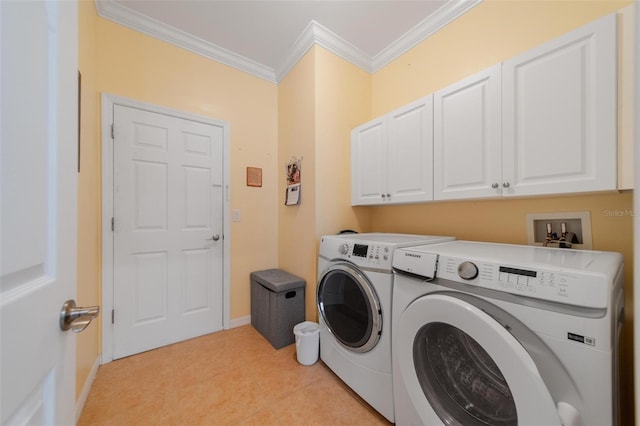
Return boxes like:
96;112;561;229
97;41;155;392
100;93;231;363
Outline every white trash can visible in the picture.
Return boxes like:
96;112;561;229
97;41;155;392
293;321;320;365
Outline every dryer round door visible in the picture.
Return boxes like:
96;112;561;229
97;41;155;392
317;261;382;353
396;293;563;426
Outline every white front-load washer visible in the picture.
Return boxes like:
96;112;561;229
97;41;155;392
392;241;624;426
317;233;454;423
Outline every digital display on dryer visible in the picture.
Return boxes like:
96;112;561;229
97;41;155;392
499;266;537;277
352;244;368;257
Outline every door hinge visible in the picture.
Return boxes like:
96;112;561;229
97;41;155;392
111;309;115;324
111;217;114;232
111;123;115;139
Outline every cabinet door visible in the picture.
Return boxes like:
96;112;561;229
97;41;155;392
434;65;502;200
387;96;434;204
351;117;387;205
502;13;616;196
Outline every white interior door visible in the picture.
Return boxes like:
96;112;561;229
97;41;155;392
1;1;78;424
112;105;224;359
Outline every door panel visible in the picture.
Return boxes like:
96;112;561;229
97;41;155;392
387;96;433;203
351;118;387;205
1;1;77;423
434;65;502;200
502;13;616;195
113;105;224;359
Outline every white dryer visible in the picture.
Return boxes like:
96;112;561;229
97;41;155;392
317;233;454;423
392;241;624;426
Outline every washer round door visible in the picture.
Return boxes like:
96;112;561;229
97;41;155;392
317;261;382;353
396;293;565;426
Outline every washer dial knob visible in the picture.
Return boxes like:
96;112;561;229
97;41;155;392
458;261;479;280
338;243;350;255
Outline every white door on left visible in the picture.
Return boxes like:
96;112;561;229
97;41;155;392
1;1;78;424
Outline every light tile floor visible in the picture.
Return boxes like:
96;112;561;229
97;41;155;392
79;325;392;425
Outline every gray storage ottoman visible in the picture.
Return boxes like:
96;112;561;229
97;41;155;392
250;269;305;349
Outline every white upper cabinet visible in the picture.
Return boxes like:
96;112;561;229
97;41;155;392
352;96;433;205
352;12;617;205
351;117;387;205
501;13;617;196
434;65;502;200
387;97;434;204
434;14;616;200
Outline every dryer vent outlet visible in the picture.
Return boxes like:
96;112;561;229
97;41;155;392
526;211;592;250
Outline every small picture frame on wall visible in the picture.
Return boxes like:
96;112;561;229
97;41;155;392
246;166;262;187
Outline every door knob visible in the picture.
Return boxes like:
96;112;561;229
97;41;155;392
59;299;100;333
209;234;220;241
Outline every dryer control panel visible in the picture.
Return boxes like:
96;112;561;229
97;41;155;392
346;242;392;268
320;238;394;269
437;256;609;309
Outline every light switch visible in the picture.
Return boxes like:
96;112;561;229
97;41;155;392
232;209;241;222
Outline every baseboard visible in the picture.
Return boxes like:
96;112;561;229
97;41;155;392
75;355;100;424
228;315;251;329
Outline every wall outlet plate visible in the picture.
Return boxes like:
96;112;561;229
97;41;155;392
526;211;592;249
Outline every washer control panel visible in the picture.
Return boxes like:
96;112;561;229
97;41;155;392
438;256;608;309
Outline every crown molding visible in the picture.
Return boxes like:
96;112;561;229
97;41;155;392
275;20;372;82
94;0;481;83
372;0;483;72
95;0;278;83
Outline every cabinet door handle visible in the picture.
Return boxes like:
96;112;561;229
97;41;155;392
381;194;386;198
503;182;510;188
491;183;499;189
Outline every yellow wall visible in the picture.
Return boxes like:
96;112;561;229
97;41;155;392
76;1;279;396
277;47;372;320
76;0;102;398
370;0;635;423
372;0;632;115
94;5;280;318
277;49;318;319
314;47;373;237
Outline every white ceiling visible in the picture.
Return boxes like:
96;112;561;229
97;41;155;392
96;0;481;82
